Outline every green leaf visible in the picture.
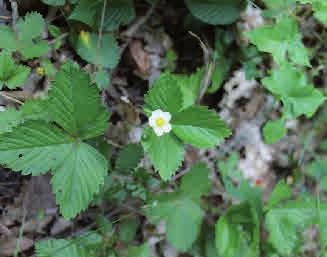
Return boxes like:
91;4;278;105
0;63;109;219
246;17;310;66
115;143;143;173
0;108;22;134
41;0;65;6
17;12;45;42
0;25;19;51
262;64;325;118
119;217;139;242
51;142;107;218
267;181;292;208
95;69;111;90
215;203;260;257
172;106;231;148
263;119;287;144
96;0;135;31
0;51;30;89
36;239;89;257
144;72;183;115
180;162;211;201
146;162;209;251
142;128;184;180
185;0;246;25
47;62;109;139
265;199;316;256
69;0;101;27
127;243;150;257
75;32;120;69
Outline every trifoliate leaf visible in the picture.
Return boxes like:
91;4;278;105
265;199;316;256
0;51;30;89
0;63;109;219
144;73;183;115
172;106;231;148
0;13;49;59
75;32;120;69
263;119;287;144
185;0;247;25
146;163;210;251
142;128;184;180
115;143;143;173
215;203;260;257
127;243;150;257
96;0;135;32
246;17;310;66
262;64;325;118
47;62;109;139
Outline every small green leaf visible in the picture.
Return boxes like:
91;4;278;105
246;17;310;66
119;217;139;242
144;73;183;115
115;143;143;173
142;128;184;180
172;106;231;148
0;108;22;134
75;32;120;69
95;69;111;90
0;51;30;89
267;181;292;208
263;119;287;144
69;0;101;27
36;239;90;257
17;12;45;42
41;0;65;6
262;64;325;118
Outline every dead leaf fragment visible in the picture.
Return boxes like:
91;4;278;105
0;237;34;256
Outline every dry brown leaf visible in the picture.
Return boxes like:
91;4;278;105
0;237;34;256
130;40;151;76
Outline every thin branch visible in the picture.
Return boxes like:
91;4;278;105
95;0;107;68
0;91;24;105
9;0;18;32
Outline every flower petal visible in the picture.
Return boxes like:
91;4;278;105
154;127;164;136
162;123;172;133
162;111;172;122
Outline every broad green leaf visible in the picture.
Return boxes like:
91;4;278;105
246;17;310;66
0;121;75;176
96;0;135;31
146;162;209;251
75;32;120;69
142;128;184;180
51;142;107;218
47;62;109;139
185;0;247;25
265;199;316;256
167;198;203;251
215;203;260;257
172;106;231;148
267;181;292;208
0;51;30;89
144;72;183;115
127;243;150;257
36;239;87;257
262;64;325;118
263;119;287;144
180;162;211;201
115;143;143;172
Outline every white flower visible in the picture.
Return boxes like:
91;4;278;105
149;109;172;136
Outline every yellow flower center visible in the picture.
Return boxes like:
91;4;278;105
36;67;45;76
79;30;90;46
155;117;165;127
